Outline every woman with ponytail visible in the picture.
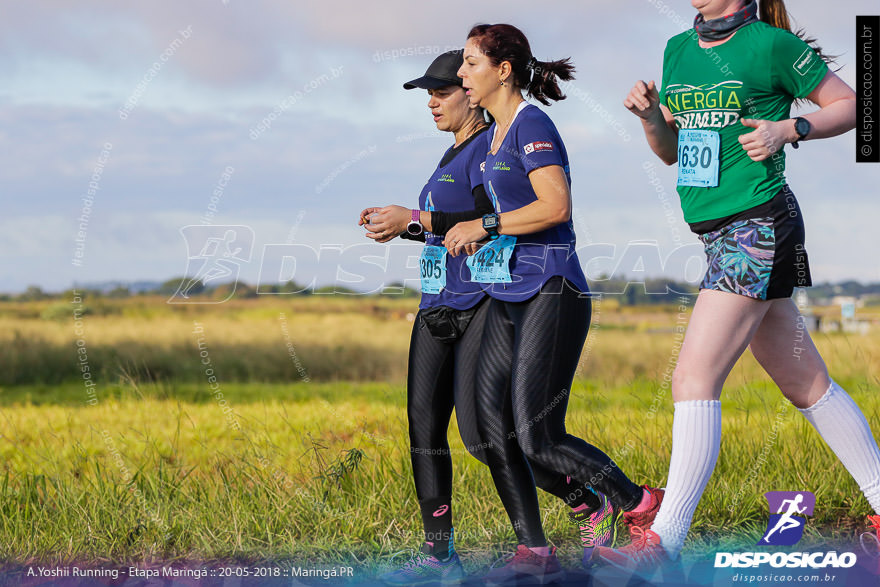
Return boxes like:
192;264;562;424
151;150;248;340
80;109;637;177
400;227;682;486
367;49;627;586
445;23;663;585
598;0;880;571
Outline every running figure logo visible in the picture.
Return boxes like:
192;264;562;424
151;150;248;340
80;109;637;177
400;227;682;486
759;491;816;546
169;225;254;304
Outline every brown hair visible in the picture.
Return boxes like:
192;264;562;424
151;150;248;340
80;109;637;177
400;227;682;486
759;0;835;65
467;24;575;106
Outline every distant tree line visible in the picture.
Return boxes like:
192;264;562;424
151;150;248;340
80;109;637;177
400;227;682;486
7;278;880;306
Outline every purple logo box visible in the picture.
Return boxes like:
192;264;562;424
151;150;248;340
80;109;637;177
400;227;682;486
765;491;816;516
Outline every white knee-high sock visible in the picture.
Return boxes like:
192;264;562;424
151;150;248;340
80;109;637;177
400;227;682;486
651;400;722;559
798;380;880;513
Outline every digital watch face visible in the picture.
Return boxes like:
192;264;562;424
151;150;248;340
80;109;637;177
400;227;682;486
796;117;811;139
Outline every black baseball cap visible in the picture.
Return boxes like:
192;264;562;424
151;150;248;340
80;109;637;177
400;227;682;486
403;50;464;90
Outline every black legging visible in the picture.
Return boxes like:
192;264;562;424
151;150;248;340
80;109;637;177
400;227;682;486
475;277;644;547
407;297;597;520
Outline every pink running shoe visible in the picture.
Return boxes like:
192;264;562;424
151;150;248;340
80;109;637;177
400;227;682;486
484;545;565;586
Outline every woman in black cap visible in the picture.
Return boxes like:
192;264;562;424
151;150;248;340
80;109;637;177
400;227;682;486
362;50;610;585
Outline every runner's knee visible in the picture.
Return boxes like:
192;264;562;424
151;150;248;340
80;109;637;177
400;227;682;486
671;364;719;401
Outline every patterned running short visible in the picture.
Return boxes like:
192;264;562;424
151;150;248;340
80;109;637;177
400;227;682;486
696;186;811;300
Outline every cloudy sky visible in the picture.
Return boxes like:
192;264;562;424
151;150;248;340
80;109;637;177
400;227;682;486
3;0;877;293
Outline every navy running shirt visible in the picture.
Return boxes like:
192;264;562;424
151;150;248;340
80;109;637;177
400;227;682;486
417;129;489;311
481;103;589;301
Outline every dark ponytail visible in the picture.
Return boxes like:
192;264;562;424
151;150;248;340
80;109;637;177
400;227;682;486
759;0;836;65
467;23;575;106
527;58;576;106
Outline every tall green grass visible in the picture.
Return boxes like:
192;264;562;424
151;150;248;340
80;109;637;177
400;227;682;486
0;380;877;568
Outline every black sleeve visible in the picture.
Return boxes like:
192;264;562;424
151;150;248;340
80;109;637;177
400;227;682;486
428;184;494;236
399;231;426;243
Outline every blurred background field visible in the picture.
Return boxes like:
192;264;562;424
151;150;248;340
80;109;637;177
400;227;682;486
1;293;879;570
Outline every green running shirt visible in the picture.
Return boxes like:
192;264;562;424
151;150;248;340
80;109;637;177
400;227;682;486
660;21;828;223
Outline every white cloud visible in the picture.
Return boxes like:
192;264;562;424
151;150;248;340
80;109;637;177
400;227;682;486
3;1;879;292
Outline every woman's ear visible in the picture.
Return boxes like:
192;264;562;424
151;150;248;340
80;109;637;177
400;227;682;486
499;61;512;82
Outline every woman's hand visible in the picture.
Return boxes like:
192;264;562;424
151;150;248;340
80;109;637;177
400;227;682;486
463;241;485;256
624;80;661;121
444;219;488;257
362;205;411;243
738;118;796;162
358;206;381;226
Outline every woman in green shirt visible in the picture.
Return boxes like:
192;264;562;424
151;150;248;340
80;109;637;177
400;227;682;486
597;0;880;570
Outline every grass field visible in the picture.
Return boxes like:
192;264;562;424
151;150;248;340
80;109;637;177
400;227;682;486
1;295;878;572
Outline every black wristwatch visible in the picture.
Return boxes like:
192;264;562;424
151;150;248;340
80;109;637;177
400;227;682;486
482;213;500;240
791;117;811;150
